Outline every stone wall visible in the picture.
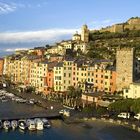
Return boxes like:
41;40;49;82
98;18;140;33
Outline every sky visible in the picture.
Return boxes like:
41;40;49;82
0;0;140;56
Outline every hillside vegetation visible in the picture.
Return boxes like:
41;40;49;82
86;30;140;59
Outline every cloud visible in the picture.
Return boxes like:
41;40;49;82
0;2;17;14
5;48;28;52
0;28;78;44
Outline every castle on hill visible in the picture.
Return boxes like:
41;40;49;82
96;17;140;33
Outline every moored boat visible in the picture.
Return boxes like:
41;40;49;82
42;118;51;128
36;119;43;130
18;120;27;130
3;120;11;130
28;120;36;131
11;120;18;130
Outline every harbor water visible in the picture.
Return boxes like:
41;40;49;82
1;119;140;140
0;95;140;140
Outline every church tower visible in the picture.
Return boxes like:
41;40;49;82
81;25;89;43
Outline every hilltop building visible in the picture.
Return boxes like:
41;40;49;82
98;17;140;33
46;25;89;56
81;24;89;43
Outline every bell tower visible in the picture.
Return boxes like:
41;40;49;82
81;24;89;43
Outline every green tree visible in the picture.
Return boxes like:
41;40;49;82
131;98;140;113
108;99;134;113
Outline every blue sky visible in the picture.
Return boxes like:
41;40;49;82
0;0;140;55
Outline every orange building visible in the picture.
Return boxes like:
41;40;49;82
94;69;104;92
0;58;4;76
109;70;116;93
94;66;116;94
47;70;54;89
44;62;57;95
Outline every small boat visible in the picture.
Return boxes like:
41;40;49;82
11;120;18;130
3;120;11;130
18;120;27;130
0;120;3;129
36;119;44;130
28;120;36;131
42;118;51;128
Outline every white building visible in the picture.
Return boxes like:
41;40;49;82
123;83;140;99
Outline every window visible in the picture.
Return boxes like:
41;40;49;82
105;88;108;91
69;73;71;77
64;73;66;77
125;89;128;93
105;76;108;79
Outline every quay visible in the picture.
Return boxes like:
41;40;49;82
0;114;62;123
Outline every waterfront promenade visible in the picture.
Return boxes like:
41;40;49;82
0;88;64;120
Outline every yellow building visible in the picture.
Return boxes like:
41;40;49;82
30;61;48;93
54;62;64;92
54;59;74;92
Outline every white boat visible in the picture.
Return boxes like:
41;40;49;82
36;119;43;130
42;118;51;128
11;120;18;130
18;120;26;130
3;121;11;130
28;120;36;131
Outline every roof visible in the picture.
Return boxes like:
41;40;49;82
94;59;113;63
106;66;116;71
48;61;58;69
55;62;63;67
34;47;45;50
